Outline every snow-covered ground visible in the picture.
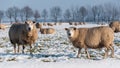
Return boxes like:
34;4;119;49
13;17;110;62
0;23;120;68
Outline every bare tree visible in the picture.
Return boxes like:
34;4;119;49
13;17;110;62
70;6;76;22
74;7;80;22
34;10;40;22
6;7;13;24
111;6;119;21
102;4;111;22
118;6;120;21
64;9;71;23
0;10;4;23
41;9;48;22
96;5;104;22
91;5;104;23
79;6;88;22
92;5;100;22
103;3;119;22
12;6;20;22
50;6;62;22
22;6;33;20
20;9;25;22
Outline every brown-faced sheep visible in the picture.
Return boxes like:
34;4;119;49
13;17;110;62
47;23;53;26
0;24;7;30
109;21;120;33
54;23;57;25
43;23;47;26
9;20;38;54
65;26;114;59
69;22;73;25
36;23;42;29
54;22;62;25
40;28;56;34
79;22;86;25
74;22;78;26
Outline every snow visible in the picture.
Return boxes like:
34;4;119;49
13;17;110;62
0;22;120;68
0;58;120;68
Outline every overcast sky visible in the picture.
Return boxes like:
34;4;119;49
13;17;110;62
0;0;120;12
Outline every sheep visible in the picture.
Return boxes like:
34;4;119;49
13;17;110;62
43;23;47;26
40;28;56;34
54;22;62;25
109;21;120;33
97;22;106;25
0;24;7;30
9;20;38;54
69;22;73;25
79;22;86;25
74;22;78;26
36;23;42;29
54;23;57;25
65;26;114;59
47;23;53;26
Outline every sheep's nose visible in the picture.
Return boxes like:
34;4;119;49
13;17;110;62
68;33;71;36
28;27;31;31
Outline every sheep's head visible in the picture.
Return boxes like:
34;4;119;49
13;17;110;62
109;21;120;33
25;20;36;32
65;27;77;39
115;25;120;32
36;23;42;28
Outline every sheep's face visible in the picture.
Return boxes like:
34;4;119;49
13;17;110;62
65;27;76;38
25;20;35;31
118;25;120;31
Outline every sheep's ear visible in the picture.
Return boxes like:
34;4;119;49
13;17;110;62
65;28;68;30
73;27;76;30
33;21;36;23
25;21;27;24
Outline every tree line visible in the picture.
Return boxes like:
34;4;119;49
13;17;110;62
0;3;120;24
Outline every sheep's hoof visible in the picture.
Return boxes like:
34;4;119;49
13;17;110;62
77;55;82;58
87;56;91;59
111;55;115;58
88;57;90;59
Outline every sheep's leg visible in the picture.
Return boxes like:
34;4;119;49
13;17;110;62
77;48;81;58
109;46;114;58
85;48;90;59
14;44;16;54
17;45;20;53
104;47;109;59
22;45;25;54
30;44;32;54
